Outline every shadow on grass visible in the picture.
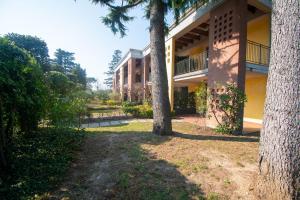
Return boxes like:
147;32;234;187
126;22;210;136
173;131;259;142
53;130;208;200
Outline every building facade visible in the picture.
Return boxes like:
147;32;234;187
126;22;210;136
113;0;271;127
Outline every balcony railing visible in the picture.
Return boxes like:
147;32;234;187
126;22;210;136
175;50;208;76
174;41;269;76
246;40;270;66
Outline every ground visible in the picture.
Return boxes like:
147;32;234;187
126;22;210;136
48;121;259;200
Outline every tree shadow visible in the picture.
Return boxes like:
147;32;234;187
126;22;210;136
51;130;207;200
173;131;259;142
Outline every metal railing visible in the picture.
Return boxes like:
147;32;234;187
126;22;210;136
246;40;270;66
175;50;208;76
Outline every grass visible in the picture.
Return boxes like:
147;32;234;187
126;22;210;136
87;122;153;134
80;121;259;199
0;128;84;200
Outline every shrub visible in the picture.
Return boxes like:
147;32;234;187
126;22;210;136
208;83;247;134
106;99;120;106
136;104;153;118
122;102;153;118
0;128;84;200
194;81;207;116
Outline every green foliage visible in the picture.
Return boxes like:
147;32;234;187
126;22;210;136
5;33;50;72
122;102;153;118
0;37;46;134
53;48;75;73
174;87;196;114
0;34;90;198
46;90;88;129
45;71;72;95
194;81;207;116
209;84;247;134
104;50;122;88
106;99;120;106
52;48;87;88
0;128;84;200
91;0;209;37
95;89;110;103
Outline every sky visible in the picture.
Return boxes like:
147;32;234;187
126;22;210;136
0;0;155;88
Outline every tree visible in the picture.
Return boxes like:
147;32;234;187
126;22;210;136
0;37;46;178
257;0;300;199
53;48;76;73
52;49;87;89
87;77;97;90
104;50;122;88
71;64;87;87
90;0;197;135
5;33;50;72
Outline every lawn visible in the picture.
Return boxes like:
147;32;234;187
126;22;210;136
49;122;259;200
86;102;123;118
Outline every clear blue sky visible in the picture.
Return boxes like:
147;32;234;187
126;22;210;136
0;0;155;87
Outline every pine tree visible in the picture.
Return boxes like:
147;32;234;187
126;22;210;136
90;0;198;135
104;50;122;88
257;0;300;199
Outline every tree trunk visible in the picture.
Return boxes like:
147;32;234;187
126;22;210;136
257;0;300;199
149;0;172;135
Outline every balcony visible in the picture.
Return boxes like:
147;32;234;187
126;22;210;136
174;41;270;78
175;50;208;76
246;40;270;66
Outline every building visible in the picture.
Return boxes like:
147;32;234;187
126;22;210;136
113;0;271;127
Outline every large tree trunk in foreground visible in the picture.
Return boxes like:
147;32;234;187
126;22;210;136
257;0;300;199
149;0;172;135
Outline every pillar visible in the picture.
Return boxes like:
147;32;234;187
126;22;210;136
120;66;124;101
206;0;247;131
127;58;136;101
143;56;150;100
165;38;175;111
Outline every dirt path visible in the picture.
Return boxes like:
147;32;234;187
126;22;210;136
52;133;143;200
49;122;258;200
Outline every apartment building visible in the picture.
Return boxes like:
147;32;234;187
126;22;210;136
113;0;271;127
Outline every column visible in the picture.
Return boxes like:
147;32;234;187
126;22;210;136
206;0;247;131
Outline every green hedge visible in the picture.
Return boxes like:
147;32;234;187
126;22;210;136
122;102;153;118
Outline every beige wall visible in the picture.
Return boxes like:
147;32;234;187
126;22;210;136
247;15;270;46
244;75;267;121
165;38;175;110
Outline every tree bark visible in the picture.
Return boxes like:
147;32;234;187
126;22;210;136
149;0;172;135
257;0;300;199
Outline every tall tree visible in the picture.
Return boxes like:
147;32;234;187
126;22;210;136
104;50;122;88
257;0;300;199
5;33;50;72
0;37;46;178
71;64;87;87
90;0;197;135
53;48;76;73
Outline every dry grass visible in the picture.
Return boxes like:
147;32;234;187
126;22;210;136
49;122;259;200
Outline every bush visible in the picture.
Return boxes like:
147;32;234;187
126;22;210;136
0;128;84;200
106;99;120;106
122;102;153;118
136;104;153;118
195;81;207;116
208;83;247;134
